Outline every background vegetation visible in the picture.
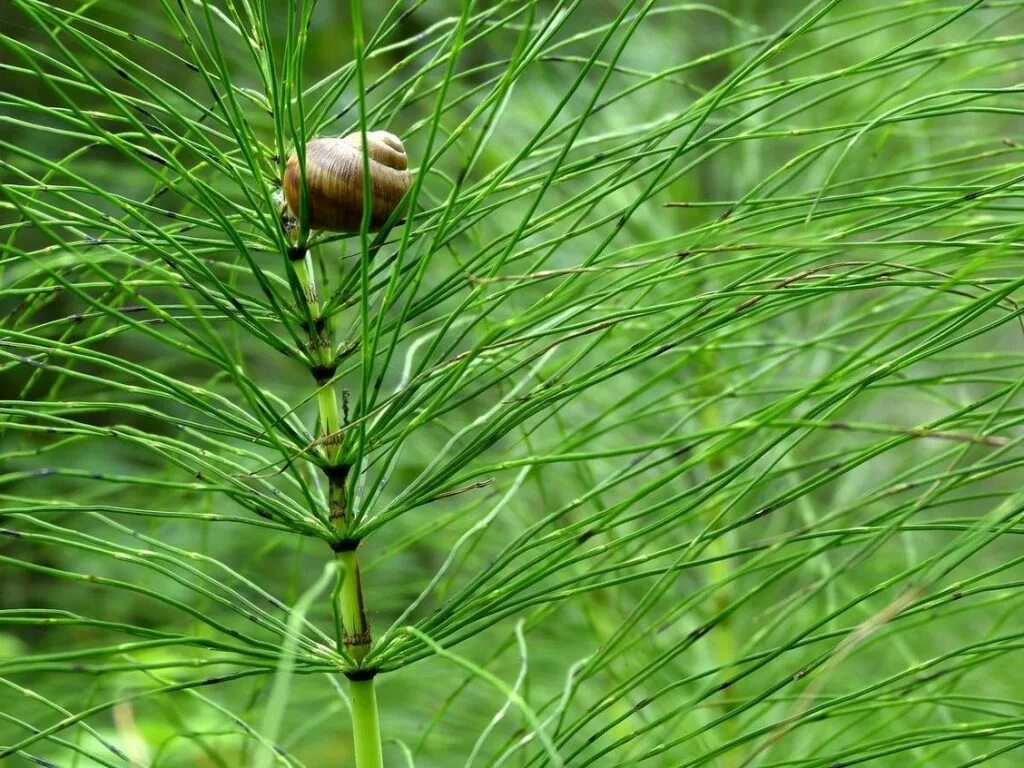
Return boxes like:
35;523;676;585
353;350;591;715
3;1;1024;766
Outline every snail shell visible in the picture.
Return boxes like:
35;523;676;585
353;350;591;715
283;131;411;232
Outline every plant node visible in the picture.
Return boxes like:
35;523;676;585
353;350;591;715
310;361;338;384
344;668;379;682
330;537;361;552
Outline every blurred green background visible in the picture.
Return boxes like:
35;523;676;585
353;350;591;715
4;1;1024;766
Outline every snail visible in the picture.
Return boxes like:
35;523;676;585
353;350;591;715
283;131;411;232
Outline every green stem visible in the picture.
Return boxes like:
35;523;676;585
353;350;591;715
699;351;739;767
291;249;323;330
335;548;372;662
288;238;381;762
349;676;384;768
317;383;343;465
290;248;343;460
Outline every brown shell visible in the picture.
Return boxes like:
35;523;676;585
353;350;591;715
283;131;411;232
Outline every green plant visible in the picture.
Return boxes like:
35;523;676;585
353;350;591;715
3;1;1024;766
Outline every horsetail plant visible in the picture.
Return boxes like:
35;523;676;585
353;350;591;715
3;1;1024;766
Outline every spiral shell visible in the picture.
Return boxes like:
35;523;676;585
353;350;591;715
283;131;411;232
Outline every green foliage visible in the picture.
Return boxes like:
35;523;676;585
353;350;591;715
3;0;1024;765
